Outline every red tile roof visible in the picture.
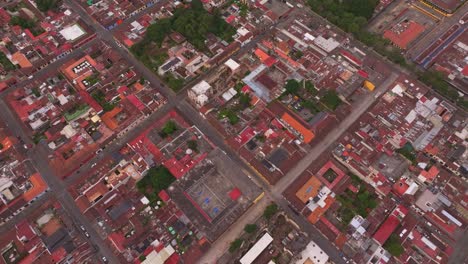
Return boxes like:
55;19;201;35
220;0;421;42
226;15;236;24
127;94;145;111
383;21;425;49
281;112;315;143
462;65;468;76
392;178;409;196
420;166;439;182
373;205;408;245
15;220;36;241
108;232;126;252
158;190;170;202
340;50;362;66
51;247;67;263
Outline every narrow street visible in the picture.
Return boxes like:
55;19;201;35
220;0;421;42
0;1;404;263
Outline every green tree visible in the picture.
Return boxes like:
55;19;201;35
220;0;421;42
229;239;243;253
218;109;239;125
244;224;257;234
263;203;278;219
136;166;176;201
35;0;60;12
304;80;318;95
160;120;177;137
187;140;198;152
10;16;36;29
396;143;417;164
284;79;300;95
238;92;251;109
321;90;341;110
384;234;404;256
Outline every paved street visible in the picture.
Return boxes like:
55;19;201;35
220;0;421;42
407;3;468;60
197;72;399;263
0;2;398;263
0;0;457;263
448;229;468;264
0;99;120;262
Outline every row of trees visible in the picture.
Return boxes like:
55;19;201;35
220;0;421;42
229;203;278;253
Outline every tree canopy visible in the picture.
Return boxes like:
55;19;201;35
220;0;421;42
384;234;404;256
159;120;178;138
284;79;300;95
321;90;341;110
263;203;278;219
229;238;243;253
131;0;235;53
136;166;176;202
35;0;60;12
244;224;257;234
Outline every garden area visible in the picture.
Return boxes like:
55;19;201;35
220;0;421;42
323;169;338;183
91;89;117;112
136;166;176;203
9;16;45;36
281;79;341;114
216;85;253;125
0;51;15;71
396;142;417;165
130;0;236;91
336;183;378;227
159;120;178;138
64;104;89;122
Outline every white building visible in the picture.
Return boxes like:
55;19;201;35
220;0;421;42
295;241;329;264
188;80;213;108
240;233;273;264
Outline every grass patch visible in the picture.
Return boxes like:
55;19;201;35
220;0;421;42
218;108;239;125
336;186;377;225
64;104;89;121
163;73;184;92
